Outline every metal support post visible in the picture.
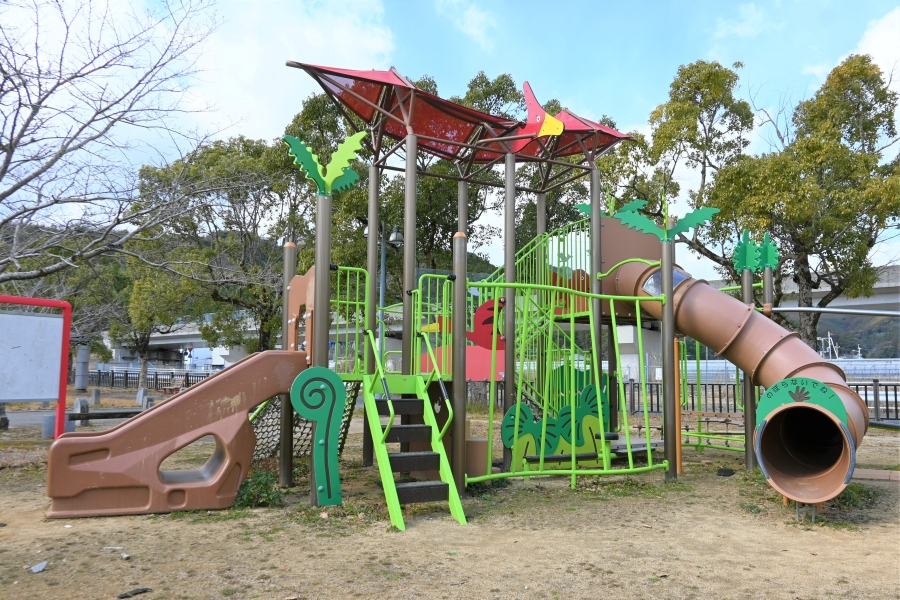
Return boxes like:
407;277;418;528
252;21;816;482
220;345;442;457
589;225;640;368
364;165;379;467
452;232;468;495
741;268;757;470
536;192;546;237
311;194;333;505
401;134;417;375
458;180;468;235
589;169;604;418
279;241;298;489
661;240;677;481
503;152;516;471
763;266;774;309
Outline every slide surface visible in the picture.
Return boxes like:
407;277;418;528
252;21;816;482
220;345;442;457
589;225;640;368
47;351;306;518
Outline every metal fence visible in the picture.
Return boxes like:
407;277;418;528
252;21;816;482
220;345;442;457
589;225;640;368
86;370;212;391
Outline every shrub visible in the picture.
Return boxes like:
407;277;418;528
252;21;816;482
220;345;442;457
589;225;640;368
234;471;284;508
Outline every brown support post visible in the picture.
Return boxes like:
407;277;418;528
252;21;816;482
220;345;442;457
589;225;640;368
536;192;546;237
661;239;676;481
279;242;298;488
589;169;604;427
741;268;757;470
503;152;516;471
452;232;468;494
311;193;333;505
674;336;683;475
401;134;417;375
363;165;379;467
458;180;468;235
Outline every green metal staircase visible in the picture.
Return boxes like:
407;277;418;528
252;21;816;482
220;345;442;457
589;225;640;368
362;332;466;531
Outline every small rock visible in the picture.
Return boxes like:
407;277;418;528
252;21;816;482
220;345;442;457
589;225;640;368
717;468;735;477
29;561;47;573
121;553;130;560
0;523;7;527
641;523;652;528
319;512;328;519
656;573;669;578
701;460;712;466
285;596;300;600
63;524;72;528
103;547;125;551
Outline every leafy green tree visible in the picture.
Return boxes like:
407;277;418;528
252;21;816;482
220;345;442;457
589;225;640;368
695;55;899;347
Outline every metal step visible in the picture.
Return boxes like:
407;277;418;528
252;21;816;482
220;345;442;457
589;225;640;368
388;451;440;473
394;480;449;505
595;432;620;441
524;452;599;464
375;398;424;416
384;424;432;443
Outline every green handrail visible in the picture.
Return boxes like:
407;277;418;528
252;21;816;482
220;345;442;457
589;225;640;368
419;332;453;441
364;329;395;444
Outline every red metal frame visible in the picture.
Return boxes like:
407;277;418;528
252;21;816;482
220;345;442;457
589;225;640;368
0;295;72;438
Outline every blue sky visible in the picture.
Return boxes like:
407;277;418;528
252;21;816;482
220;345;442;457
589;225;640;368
187;0;899;277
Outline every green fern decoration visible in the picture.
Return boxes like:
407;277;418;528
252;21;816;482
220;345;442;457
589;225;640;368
283;136;326;191
616;210;666;240
759;232;781;270
614;199;648;216
283;131;368;195
669;207;721;237
733;230;761;273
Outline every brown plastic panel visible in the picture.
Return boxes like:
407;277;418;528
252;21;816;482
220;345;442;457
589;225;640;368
614;263;868;503
46;351;307;518
287;267;315;363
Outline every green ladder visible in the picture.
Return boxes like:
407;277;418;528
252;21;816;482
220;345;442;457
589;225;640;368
362;373;466;531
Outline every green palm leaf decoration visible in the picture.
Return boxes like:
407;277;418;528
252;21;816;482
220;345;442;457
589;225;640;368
669;207;721;237
283;131;368;195
759;232;781;270
322;131;367;192
733;230;761;273
283;136;326;192
617;210;666;240
330;167;360;193
614;199;648;216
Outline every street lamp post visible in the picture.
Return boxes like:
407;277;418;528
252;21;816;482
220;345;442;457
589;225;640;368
364;222;403;362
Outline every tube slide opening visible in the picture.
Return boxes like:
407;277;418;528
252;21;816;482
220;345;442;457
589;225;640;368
758;404;853;503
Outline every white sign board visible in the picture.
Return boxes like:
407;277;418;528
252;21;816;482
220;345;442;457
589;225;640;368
0;311;63;402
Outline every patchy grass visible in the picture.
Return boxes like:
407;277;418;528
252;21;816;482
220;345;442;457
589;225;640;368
234;471;284;509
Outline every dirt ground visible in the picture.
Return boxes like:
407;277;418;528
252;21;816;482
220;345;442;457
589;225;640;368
1;411;898;600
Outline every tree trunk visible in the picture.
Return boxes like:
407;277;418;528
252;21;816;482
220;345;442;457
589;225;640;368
138;350;149;391
794;254;819;350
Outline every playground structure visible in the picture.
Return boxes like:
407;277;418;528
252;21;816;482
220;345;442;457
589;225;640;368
43;62;878;527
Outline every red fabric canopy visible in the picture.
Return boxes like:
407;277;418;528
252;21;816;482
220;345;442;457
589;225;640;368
552;108;632;158
289;62;632;166
293;62;518;163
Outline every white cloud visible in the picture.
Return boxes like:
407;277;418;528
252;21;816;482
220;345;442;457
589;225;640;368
186;0;394;142
434;0;496;50
801;63;832;79
856;7;900;92
714;3;770;39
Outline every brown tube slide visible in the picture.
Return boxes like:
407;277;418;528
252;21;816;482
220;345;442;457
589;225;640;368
614;262;869;503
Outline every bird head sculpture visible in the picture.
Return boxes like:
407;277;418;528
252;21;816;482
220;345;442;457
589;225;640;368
509;81;564;153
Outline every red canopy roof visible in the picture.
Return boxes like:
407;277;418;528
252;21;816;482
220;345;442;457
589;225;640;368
552;109;632;159
291;62;519;163
288;62;632;174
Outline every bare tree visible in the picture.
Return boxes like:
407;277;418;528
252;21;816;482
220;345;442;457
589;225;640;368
0;0;220;284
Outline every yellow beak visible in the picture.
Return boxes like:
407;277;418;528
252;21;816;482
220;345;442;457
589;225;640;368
538;112;564;137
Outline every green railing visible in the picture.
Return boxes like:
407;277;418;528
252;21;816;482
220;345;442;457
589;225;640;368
331;266;369;379
364;329;395;443
464;279;668;485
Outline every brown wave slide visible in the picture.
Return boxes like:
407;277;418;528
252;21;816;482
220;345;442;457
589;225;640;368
615;262;868;504
46;351;307;518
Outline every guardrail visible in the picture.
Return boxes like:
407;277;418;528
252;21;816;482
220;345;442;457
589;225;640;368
85;370;212;391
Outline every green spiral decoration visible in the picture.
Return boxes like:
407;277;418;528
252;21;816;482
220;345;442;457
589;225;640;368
290;367;346;506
